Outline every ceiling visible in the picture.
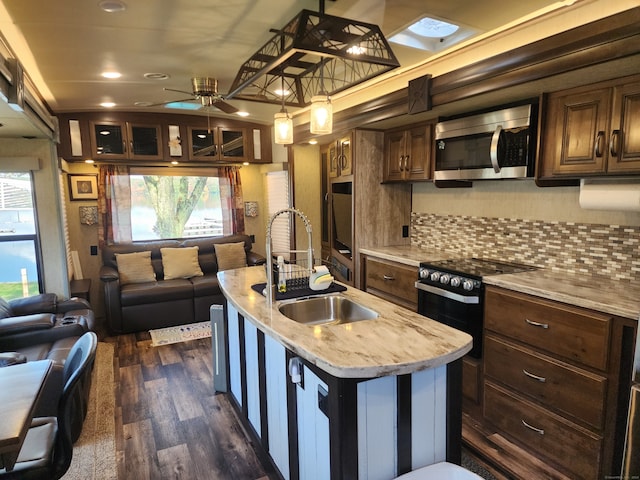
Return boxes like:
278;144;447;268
0;0;569;137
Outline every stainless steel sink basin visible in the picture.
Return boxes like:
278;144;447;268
278;295;378;326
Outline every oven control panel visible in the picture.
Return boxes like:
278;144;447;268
418;266;482;293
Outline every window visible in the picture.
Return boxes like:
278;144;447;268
0;172;42;299
130;173;225;240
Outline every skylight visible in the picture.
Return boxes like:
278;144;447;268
390;15;479;53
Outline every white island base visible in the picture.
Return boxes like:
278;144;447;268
218;300;464;480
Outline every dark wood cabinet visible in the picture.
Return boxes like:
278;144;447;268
187;126;249;162
57;112;272;164
90;120;162;160
363;256;417;311
383;123;432;182
539;75;640;179
328;135;352;178
480;286;623;479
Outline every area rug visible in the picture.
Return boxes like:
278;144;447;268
149;321;212;346
62;341;117;479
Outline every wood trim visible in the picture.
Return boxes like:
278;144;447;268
238;314;248;419
328;376;359;480
295;8;640;139
447;358;463;464
397;374;412;475
257;330;269;452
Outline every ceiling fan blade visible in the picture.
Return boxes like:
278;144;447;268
148;97;196;107
212;99;239;114
164;87;195;96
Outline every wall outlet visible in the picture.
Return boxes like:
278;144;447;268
90;245;98;255
402;225;409;238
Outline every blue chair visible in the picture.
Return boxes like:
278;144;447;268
0;331;98;480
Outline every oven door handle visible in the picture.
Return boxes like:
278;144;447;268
415;282;480;304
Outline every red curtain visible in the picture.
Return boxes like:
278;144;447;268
97;164;131;247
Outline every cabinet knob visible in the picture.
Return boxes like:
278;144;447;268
382;274;395;281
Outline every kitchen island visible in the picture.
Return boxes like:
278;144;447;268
216;266;472;480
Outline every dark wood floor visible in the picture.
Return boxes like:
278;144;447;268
105;332;278;480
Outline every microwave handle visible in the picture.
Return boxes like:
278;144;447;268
490;125;503;173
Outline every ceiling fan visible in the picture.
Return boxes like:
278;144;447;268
154;77;239;114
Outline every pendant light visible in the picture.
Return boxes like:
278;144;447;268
274;74;293;144
310;93;332;135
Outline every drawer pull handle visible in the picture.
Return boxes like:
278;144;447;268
525;318;549;329
382;275;395;281
521;419;544;435
523;369;546;383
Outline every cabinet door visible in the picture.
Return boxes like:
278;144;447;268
90;121;126;158
383;130;406;182
405;124;431;181
219;127;249;162
607;81;640;173
127;123;162;160
297;366;330;480
338;136;352;176
265;336;290;479
329;142;339;178
543;88;611;176
188;127;218;160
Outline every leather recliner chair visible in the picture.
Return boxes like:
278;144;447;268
0;293;95;441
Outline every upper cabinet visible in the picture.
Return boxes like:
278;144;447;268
328;135;353;178
90;121;162;161
56;112;272;165
187;126;249;162
539;75;640;179
383;123;432;183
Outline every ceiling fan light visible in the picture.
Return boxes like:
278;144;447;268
310;95;333;135
274;111;293;145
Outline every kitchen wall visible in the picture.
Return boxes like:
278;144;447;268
412;180;640;280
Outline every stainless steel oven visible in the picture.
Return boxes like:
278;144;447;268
416;258;537;359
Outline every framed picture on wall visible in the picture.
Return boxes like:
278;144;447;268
68;174;98;201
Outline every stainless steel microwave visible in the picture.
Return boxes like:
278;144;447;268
434;104;537;181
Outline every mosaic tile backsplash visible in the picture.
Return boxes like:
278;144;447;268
411;213;640;281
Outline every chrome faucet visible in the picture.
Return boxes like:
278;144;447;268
265;208;314;307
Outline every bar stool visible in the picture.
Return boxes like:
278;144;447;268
395;462;484;479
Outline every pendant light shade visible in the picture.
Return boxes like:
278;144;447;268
310;94;333;135
274;111;293;144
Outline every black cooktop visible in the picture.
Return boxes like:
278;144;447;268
420;257;537;279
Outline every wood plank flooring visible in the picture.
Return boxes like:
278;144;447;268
105;332;277;480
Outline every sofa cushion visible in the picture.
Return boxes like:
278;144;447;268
190;274;221;297
161;246;204;280
0;297;11;319
116;251;157;285
214;242;248;271
120;279;193;306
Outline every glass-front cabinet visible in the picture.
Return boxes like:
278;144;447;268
188;126;248;162
90;121;162;160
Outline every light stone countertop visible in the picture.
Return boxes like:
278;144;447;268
360;245;640;321
217;266;473;379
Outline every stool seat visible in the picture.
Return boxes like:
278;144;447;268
395;462;483;480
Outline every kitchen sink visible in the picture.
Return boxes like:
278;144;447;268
278;295;378;326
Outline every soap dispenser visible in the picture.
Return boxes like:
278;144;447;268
277;255;287;292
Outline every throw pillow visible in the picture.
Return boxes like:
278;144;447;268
161;246;204;280
115;251;156;285
214;242;247;271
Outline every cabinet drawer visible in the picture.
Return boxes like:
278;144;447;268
462;356;481;404
484;335;607;429
484;381;602;479
484;287;611;370
365;257;417;307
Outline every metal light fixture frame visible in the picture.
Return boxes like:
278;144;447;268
226;9;400;108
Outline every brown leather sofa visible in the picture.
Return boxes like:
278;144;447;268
100;234;265;334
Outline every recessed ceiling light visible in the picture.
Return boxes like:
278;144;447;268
100;102;116;108
85;159;95;164
98;0;127;13
236;111;250;117
102;71;121;79
144;72;170;80
308;139;318;145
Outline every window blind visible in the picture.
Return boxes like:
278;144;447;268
265;170;290;261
